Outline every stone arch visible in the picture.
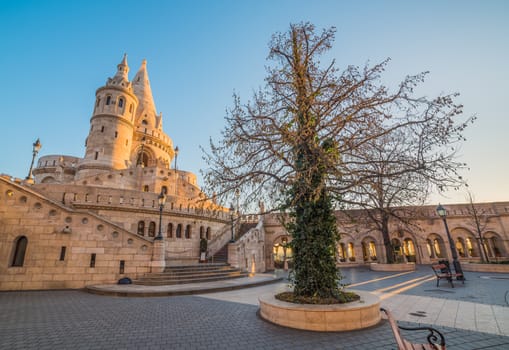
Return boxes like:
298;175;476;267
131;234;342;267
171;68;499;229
167;223;173;238
426;233;446;259
391;238;404;263
148;221;156;237
451;227;474;258
41;176;56;183
337;232;355;263
271;234;292;269
451;227;478;258
360;235;378;262
402;237;417;262
484;231;506;258
133;145;156;167
137;221;145;236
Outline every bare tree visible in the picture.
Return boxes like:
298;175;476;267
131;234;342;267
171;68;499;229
203;23;470;298
341;110;472;263
463;191;491;262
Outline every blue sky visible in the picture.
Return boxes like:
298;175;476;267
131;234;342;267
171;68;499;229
1;0;508;204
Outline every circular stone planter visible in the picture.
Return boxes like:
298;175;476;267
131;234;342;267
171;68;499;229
370;262;415;272
259;290;381;331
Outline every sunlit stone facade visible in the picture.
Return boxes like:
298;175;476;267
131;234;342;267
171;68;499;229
1;56;507;291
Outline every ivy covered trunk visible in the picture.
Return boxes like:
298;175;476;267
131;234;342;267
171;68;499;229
289;188;340;298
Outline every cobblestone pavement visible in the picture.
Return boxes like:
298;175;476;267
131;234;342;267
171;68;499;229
2;265;509;349
1;288;509;350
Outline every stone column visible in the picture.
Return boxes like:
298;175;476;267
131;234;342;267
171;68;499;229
151;239;166;273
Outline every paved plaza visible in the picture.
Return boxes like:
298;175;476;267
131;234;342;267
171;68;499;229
1;265;508;349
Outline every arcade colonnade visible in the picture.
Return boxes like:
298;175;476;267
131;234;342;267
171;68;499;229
263;203;509;269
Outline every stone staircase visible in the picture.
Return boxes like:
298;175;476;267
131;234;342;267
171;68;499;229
133;263;248;286
207;244;229;263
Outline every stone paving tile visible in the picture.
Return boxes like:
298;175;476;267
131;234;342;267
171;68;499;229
1;290;509;349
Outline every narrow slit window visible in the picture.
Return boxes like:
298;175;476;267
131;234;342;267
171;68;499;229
59;246;66;261
90;253;96;268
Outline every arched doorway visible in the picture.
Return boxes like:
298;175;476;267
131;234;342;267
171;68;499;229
337;242;347;263
347;242;356;262
361;237;378;262
391;238;404;263
402;238;416;263
465;237;479;257
455;237;466;257
272;236;292;269
485;232;506;258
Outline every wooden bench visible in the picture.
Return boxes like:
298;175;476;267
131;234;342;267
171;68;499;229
381;308;446;350
431;264;464;288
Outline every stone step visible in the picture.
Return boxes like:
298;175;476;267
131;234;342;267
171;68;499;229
151;268;242;278
162;264;232;273
133;263;247;286
133;272;248;286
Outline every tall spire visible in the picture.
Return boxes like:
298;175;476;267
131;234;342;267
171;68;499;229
107;53;130;87
133;59;158;128
115;53;129;81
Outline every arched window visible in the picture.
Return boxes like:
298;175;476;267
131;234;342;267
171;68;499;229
11;236;28;267
161;186;168;195
206;227;211;240
118;98;124;108
143;185;149;192
148;222;156;237
106;96;111;105
137;221;145;236
200;226;205;239
137;152;149;167
185;225;191;239
167;223;173;238
96;98;101;107
129;104;133;113
426;239;433;258
176;224;182;238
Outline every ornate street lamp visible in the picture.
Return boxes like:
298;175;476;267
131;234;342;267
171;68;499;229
26;138;42;181
436;204;464;280
174;146;179;171
229;204;235;242
155;189;167;240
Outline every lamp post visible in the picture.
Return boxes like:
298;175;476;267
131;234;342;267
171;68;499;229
26;138;42;181
155;189;166;240
174;146;179;171
436;204;464;280
229;204;235;242
174;146;179;195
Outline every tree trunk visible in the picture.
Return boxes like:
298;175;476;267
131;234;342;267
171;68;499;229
291;189;340;298
381;214;394;264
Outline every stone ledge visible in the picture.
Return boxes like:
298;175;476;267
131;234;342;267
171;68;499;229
462;263;509;273
258;290;381;331
370;263;415;272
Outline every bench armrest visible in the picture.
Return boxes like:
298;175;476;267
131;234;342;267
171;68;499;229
398;324;446;349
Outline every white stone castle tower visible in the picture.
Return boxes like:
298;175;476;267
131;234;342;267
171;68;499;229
76;55;175;179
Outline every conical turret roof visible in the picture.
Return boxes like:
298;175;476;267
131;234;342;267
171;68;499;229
108;53;130;86
133;59;160;129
